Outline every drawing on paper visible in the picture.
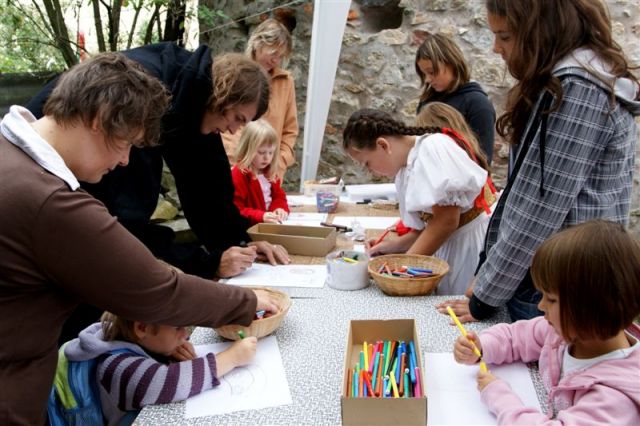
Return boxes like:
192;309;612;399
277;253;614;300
217;365;268;395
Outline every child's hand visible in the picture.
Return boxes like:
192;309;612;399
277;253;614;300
216;336;258;376
263;212;281;223
273;208;288;222
171;341;197;361
477;369;497;391
229;336;258;366
453;331;482;365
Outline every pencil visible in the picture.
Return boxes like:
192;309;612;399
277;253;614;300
446;306;488;372
372;228;391;246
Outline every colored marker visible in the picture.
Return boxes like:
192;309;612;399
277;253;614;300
363;371;375;397
404;369;410;398
376;353;385;395
371;352;380;389
372;228;391;247
363;342;369;371
353;370;358;397
389;369;400;398
446;306;488;372
408;341;417;383
414;366;422;397
237;330;245;339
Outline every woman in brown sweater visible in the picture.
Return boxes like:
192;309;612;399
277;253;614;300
0;53;279;425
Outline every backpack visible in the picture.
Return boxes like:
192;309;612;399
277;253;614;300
47;343;134;426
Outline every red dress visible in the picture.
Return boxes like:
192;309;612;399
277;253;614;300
231;165;290;225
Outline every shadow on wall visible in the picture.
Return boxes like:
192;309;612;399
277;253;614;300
0;72;57;116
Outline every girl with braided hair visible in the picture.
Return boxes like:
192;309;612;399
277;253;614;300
343;108;496;295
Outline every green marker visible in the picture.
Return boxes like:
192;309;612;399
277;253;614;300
237;330;246;339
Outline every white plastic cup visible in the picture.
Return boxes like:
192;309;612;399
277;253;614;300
325;250;370;291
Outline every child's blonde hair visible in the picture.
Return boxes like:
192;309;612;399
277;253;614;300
531;220;640;341
101;312;140;342
246;18;292;65
234;120;280;180
416;102;489;171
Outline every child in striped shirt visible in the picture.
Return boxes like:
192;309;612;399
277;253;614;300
64;312;257;425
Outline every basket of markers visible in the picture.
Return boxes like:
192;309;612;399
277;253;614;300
368;254;449;296
214;287;292;340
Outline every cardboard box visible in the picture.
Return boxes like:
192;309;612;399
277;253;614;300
341;319;427;426
247;223;336;257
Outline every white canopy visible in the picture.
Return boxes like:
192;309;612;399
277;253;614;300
299;0;351;190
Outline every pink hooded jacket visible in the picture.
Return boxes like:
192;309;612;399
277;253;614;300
479;316;640;425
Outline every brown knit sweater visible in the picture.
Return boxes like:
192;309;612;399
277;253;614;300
0;134;257;425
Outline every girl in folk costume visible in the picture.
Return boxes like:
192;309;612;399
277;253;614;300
343;108;496;295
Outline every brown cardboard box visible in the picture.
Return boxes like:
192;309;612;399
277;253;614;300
247;223;336;257
341;319;427;426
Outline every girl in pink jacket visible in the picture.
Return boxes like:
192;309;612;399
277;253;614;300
454;220;640;424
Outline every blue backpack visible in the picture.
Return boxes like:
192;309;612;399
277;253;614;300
47;343;135;426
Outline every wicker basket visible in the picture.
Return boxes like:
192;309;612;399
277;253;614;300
368;254;449;296
214;287;292;340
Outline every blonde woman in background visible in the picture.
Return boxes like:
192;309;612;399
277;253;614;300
223;18;299;180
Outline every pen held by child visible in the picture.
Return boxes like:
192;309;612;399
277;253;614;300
446;306;488;372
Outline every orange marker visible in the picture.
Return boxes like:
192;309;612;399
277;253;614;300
372;228;391;247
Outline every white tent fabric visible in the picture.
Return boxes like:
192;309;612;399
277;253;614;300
299;0;351;190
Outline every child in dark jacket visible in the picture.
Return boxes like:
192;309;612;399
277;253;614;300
232;119;290;225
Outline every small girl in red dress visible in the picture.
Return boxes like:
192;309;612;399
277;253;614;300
232;119;290;225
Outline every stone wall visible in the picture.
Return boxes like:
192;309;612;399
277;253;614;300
205;0;640;233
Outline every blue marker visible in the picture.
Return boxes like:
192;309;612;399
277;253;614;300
409;341;418;383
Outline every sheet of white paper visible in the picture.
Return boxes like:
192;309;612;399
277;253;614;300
223;263;326;288
185;336;292;418
345;183;397;202
282;212;328;227
332;216;398;230
425;352;542;425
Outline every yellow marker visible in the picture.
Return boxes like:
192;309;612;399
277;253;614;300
363;341;369;371
446;306;488;372
341;256;357;263
389;369;400;398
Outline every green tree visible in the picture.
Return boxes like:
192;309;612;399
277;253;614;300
0;0;227;72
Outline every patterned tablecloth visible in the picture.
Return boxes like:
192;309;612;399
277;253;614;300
135;202;546;425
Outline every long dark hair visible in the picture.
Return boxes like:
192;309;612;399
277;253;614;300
343;108;490;172
486;0;639;145
415;33;471;104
